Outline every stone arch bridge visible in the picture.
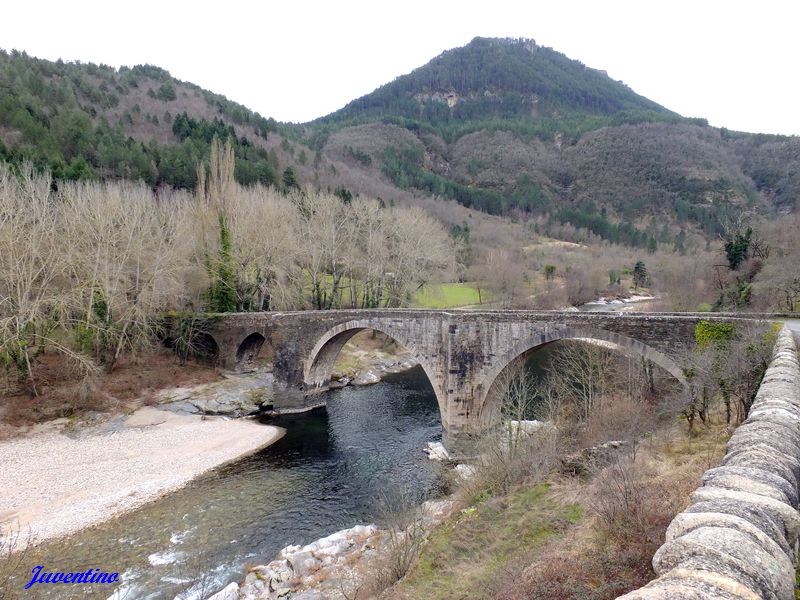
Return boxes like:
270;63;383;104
193;310;777;452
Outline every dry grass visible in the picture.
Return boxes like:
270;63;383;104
383;483;582;600
492;420;728;600
374;410;728;600
0;348;220;433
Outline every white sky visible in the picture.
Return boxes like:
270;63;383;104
2;1;799;135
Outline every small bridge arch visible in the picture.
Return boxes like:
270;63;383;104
192;332;221;364
236;331;267;366
304;319;447;421
477;325;687;425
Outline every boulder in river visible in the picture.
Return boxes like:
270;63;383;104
237;524;381;600
423;441;450;461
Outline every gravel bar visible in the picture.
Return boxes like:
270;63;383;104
0;407;284;546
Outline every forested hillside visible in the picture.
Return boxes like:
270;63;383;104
0;50;285;187
315;37;678;140
309;38;800;246
2;39;799;422
1;39;799;251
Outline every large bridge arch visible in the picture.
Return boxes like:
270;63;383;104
477;325;687;426
304;319;447;421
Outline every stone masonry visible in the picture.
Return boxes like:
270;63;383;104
199;310;780;453
618;326;800;600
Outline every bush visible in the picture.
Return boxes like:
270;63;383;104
0;522;33;599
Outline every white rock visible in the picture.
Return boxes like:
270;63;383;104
206;582;240;600
278;544;302;559
454;463;477;481
509;420;548;435
352;371;380;385
288;550;320;576
424;441;450;461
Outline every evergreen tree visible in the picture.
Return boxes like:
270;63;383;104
209;213;237;312
633;260;648;289
282;166;299;190
724;227;752;270
197;137;238;312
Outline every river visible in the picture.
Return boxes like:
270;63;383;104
19;367;445;599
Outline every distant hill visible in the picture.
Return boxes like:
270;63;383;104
316;37;680;142
1;41;798;250
0;49;293;187
310;38;800;244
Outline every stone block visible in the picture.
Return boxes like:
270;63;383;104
702;465;798;507
653;526;794;599
689;487;800;545
666;511;793;562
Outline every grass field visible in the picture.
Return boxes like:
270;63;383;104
412;283;487;309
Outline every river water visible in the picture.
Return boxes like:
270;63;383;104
21;367;445;599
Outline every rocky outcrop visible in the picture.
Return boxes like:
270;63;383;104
157;372;274;417
331;355;418;389
210;500;455;600
618;326;800;600
235;525;381;600
423;441;450;461
561;440;630;476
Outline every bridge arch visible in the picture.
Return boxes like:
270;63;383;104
236;331;266;366
305;319;446;420
477;325;687;426
190;332;220;364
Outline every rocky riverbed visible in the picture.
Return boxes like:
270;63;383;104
0;407;283;545
155;336;419;418
156;370;276;417
330;345;418;388
209;500;455;600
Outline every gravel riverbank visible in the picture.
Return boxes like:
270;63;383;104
0;407;284;546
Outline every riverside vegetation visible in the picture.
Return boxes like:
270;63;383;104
2;38;800;319
302;322;777;600
2;137;798;428
0;139;454;419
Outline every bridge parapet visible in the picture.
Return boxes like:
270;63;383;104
618;326;800;600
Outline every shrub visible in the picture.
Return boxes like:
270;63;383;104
694;320;734;348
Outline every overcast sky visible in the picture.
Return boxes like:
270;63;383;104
2;1;798;135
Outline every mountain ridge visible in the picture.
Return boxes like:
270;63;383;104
0;40;798;249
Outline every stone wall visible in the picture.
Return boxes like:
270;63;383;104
618;326;800;600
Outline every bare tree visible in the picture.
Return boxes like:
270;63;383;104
0;165;95;393
384;206;454;307
374;488;425;586
471;248;529;308
229;185;303;310
61;180;192;370
550;341;616;423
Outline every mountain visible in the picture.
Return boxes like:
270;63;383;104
1;40;798;250
309;37;799;243
315;37;680;142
